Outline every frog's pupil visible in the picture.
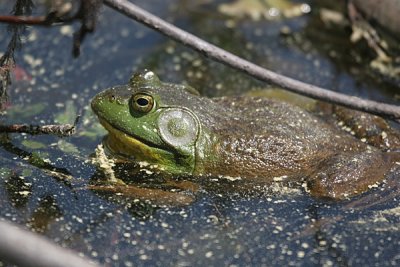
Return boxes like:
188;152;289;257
137;98;149;106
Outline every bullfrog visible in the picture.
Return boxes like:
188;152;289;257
91;70;400;200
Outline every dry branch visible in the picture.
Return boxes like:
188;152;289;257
104;0;400;122
0;116;79;136
0;15;52;25
0;0;34;109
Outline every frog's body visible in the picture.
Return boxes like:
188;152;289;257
91;70;400;199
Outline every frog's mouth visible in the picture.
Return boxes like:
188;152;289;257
97;117;172;162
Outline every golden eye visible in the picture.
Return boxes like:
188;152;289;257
109;95;116;102
132;93;154;113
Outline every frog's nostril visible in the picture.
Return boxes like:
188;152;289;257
109;95;116;102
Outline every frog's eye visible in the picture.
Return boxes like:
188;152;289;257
158;109;199;147
132;93;154;113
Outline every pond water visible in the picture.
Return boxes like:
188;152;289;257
0;0;399;266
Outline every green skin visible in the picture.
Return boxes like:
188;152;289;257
91;70;400;200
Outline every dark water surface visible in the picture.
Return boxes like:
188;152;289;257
1;0;399;266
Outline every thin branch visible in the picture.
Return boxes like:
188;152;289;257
0;15;51;25
0;116;79;136
0;0;34;109
0;220;100;267
73;0;103;57
0;12;75;26
0;0;103;57
104;0;400;122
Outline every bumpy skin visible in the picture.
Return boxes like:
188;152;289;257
91;70;400;200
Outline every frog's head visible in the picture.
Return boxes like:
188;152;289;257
91;70;214;174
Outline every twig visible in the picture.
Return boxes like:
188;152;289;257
0;15;52;25
73;0;103;57
0;11;75;26
0;0;102;57
104;0;400;122
0;115;79;136
0;220;100;267
0;0;34;109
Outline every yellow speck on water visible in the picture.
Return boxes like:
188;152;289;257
73;216;83;224
139;255;148;260
174;64;181;71
224;19;236;28
28;30;37;42
23;54;42;68
297;251;305;258
192;59;202;67
165;46;175;54
195;71;203;79
319;240;327;246
60;25;74;36
54;69;64;76
18;191;30;196
266;244;276;250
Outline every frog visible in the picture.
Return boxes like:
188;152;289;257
91;70;400;200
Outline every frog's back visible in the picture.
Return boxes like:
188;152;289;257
201;96;366;179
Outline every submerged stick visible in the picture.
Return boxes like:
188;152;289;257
104;0;400;122
0;116;79;136
0;15;50;25
0;220;100;267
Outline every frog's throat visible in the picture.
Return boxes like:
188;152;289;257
98;117;170;164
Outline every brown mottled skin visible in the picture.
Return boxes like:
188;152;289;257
195;96;400;199
92;71;400;200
